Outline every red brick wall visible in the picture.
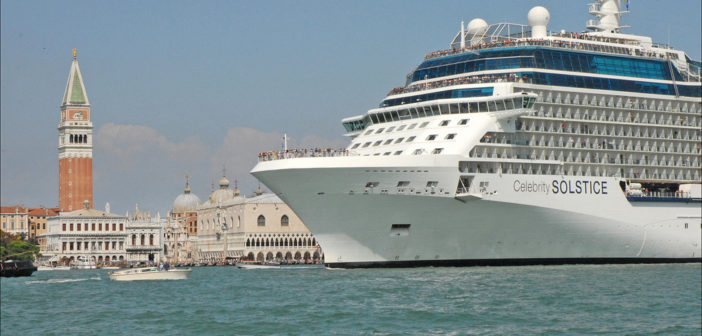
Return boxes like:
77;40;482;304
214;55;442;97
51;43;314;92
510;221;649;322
59;157;93;212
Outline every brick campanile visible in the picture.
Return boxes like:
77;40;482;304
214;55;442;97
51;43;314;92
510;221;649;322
58;49;93;212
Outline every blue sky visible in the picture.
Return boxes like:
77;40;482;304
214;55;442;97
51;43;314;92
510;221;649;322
1;0;700;215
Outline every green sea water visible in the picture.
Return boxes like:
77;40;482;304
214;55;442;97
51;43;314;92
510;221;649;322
1;263;700;335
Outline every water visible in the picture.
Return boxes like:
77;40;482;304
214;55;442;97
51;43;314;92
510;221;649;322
2;264;700;335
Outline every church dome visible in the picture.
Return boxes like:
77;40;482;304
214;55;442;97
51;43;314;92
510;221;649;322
218;176;230;188
209;173;235;204
172;179;201;213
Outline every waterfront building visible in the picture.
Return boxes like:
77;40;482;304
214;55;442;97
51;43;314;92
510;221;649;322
164;176;201;264
195;174;242;262
196;174;322;263
58;49;93;212
28;207;59;246
0;206;29;237
125;206;164;264
238;193;322;262
40;201;128;265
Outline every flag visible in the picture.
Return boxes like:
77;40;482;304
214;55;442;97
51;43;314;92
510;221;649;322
626;0;629;11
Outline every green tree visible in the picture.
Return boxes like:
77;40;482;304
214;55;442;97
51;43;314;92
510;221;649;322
0;230;41;261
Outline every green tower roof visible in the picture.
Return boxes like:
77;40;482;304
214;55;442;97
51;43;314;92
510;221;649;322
62;53;90;106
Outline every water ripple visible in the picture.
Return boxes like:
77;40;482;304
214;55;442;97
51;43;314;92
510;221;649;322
1;264;700;335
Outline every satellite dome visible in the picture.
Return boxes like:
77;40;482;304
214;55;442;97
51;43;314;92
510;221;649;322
466;18;488;35
527;6;550;26
528;6;550;38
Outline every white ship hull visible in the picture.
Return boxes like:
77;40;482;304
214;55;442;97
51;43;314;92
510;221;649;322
252;157;701;268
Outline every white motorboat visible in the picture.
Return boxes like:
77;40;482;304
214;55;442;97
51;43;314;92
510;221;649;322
108;267;192;281
70;256;97;270
37;265;71;271
236;261;280;269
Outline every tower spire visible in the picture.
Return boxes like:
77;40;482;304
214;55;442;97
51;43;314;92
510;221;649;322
58;49;93;212
62;49;89;106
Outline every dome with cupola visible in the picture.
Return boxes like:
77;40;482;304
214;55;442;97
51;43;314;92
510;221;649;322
172;177;201;213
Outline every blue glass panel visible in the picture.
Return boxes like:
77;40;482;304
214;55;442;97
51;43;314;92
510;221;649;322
411;47;683;83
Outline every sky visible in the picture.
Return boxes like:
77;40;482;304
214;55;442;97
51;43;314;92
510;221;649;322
1;0;700;215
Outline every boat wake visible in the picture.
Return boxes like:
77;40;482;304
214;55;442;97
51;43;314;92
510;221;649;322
25;276;101;284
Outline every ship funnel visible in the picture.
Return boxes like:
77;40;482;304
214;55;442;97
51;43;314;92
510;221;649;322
528;6;550;38
586;0;628;33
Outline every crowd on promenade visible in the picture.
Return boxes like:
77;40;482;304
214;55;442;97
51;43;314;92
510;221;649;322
423;33;670;61
386;72;530;97
258;148;351;161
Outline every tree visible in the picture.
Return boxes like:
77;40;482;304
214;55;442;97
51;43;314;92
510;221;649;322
0;230;41;261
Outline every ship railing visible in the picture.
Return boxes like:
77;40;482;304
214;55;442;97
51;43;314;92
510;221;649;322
258;148;353;162
424;37;674;65
386;73;531;97
626;190;701;202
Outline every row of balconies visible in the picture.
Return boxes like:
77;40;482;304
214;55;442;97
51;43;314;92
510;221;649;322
523;115;701;132
535;94;701;115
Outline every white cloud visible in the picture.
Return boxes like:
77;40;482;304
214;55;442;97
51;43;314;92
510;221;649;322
90;124;347;214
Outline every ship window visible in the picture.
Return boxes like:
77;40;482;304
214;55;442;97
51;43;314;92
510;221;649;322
427;134;437;141
395;138;404;144
495;100;505;111
365;129;374;135
397;181;410;187
466;103;475;113
373;153;381;156
446;133;456;140
386;126;395;132
459;119;469;125
426;181;438;187
478;102;487;112
407;136;416;142
383;152;391;156
413;149;423;155
365;182;380;188
376;128;385;134
419;122;429;128
440;120;450;126
373;141;382;146
394;151;403;155
408;123;417;130
432;148;444;154
397;125;407;131
362;142;371;148
505;99;515;110
351;143;360;149
384;139;393;145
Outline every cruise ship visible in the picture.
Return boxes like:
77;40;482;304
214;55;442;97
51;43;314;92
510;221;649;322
252;0;702;268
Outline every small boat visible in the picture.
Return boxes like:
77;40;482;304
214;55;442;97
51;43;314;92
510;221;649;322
70;256;97;270
236;261;281;269
108;267;192;281
37;265;71;271
1;260;38;277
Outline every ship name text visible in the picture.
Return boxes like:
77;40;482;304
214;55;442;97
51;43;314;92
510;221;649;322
513;179;609;195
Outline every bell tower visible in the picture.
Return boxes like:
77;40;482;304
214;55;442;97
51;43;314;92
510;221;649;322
58;49;93;212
